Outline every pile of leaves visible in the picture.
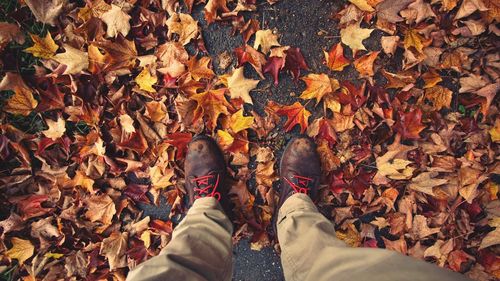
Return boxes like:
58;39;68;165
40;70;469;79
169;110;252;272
0;0;498;279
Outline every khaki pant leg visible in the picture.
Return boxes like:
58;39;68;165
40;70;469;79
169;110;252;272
127;197;233;281
277;193;471;281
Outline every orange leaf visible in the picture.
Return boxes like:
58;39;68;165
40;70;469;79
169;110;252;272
274;101;311;133
354;51;380;77
300;73;339;104
324;43;350;71
191;88;231;131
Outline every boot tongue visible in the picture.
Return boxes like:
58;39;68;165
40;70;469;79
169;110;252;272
284;174;314;194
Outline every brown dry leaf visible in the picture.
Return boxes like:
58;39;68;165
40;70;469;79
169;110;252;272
422;69;443;88
479;227;500;249
85;194;117;225
424;85;452;110
0;23;25;52
25;33;58;59
25;0;66;26
424;239;454;267
381;36;399;56
404;0;437;24
408;172;448;197
455;0;488;20
166;13;199;45
404;28;424;53
373;137;415;184
100;4;131;38
458;166;487;203
100;232;128;270
5;237;34;265
412;215;440;239
376;0;414;23
187;56;216;81
3;87;38;116
349;0;375;11
227;67;259;104
254;29;280;54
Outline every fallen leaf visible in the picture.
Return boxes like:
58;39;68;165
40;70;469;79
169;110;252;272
324;43;350;71
340;22;374;52
408;172;448;197
100;4;131;38
404;28;424;53
412;215;440;239
85;194;116;225
52;44;89;74
490;119;500;142
349;0;375;11
187;56;216;81
300;73;339;104
3;87;38;116
204;0;229;23
25;33;58;59
424;85;452;110
0;23;25;52
354;51;379;77
455;0;488;20
254;29;280;54
5;237;34;265
235;44;267;79
283;47;308;80
227;67;260;104
229;109;254;133
25;0;66;26
135;67;157;93
376;0;414;23
275;101;311;133
100;232;128;270
166;13;199;45
191;88;231;130
381;36;399;56
43;118;66;140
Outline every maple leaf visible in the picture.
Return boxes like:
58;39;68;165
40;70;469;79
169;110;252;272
25;0;65;26
52;44;89;74
404;28;425;53
324;43;350;71
92;35;137;71
191;88;231;130
100;232;128;270
85;194;117;225
235;44;267;79
283;47;308;80
308;118;337;147
455;0;488;20
43;117;66;140
408;172;448;197
166;13;199;45
381;36;400;56
3;87;38;116
117;131;148;154
5;237;34;265
263;56;285;85
25;33;58;59
17;195;52;220
135;67;157;92
300;73;339;104
340;22;373;52
274;101;311;133
424;85;452;111
229;109;254;133
205;0;230;24
354;51;380;77
349;0;375;11
253;29;280;54
100;4;131;38
0;23;25;52
404;0;437;24
394;108;426;140
227;67;260;104
187;56;215;81
77;0;111;21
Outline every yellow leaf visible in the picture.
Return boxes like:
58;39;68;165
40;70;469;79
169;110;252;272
44;252;64;259
149;166;174;189
404;29;424;53
73;170;95;193
340;22;373;52
335;223;361;247
42;117;66;140
166;13;199;45
300;73;339;104
5;237;34;264
100;4;131;38
119;114;136;133
349;0;375;11
229;109;254;133
52;44;89;74
187;56;215;81
25;33;58;59
135;67;157;92
217;130;234;148
227;67;259;104
253;29;280;54
424;85;452;110
4;87;38;116
490;118;500;143
486;181;498;200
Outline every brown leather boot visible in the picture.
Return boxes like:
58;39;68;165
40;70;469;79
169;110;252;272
184;135;228;208
274;136;321;228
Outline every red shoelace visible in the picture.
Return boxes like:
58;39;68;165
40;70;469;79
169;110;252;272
284;175;313;194
192;174;221;200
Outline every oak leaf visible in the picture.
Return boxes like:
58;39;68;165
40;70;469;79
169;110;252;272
227;67;259;104
166;13;199;45
340;22;373;52
275;102;311;133
25;33;58;59
254;29;280;54
52;44;89;74
85;194;117;225
299;73;339;104
3;87;38;116
5;237;34;265
324;43;350;71
229;109;254;133
100;4;131;38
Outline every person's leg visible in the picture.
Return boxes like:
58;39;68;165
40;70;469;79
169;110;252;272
127;136;233;281
275;136;471;281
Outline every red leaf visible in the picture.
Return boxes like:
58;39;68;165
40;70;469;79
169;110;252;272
394;108;427;140
234;44;266;78
127;238;149;262
263;56;285;86
317;118;337;146
350;169;374;198
17;195;52;220
117;131;148;154
448;250;470;272
337;81;367;111
124;184;150;204
165;132;192;159
330;170;348;194
284;47;308;81
150;219;173;235
274;101;311;133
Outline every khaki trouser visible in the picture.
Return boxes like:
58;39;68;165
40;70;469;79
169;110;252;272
127;194;470;281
